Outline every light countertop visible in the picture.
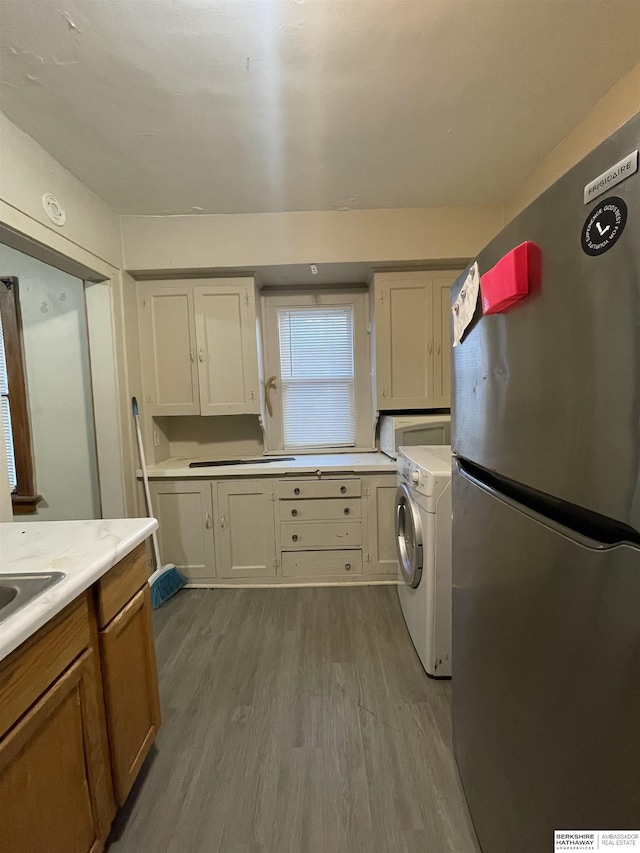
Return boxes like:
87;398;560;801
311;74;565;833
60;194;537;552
145;452;397;478
0;517;157;662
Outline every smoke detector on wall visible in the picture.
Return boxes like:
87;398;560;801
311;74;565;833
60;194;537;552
42;193;66;226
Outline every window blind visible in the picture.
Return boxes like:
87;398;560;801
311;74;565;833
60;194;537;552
278;306;355;448
0;309;17;490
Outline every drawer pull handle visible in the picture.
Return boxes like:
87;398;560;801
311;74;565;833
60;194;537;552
294;487;300;495
292;534;298;542
291;509;298;516
340;485;347;494
344;507;350;515
345;562;351;571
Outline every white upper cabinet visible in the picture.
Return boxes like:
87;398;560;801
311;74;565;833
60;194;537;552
138;278;260;416
138;284;199;415
431;276;454;409
194;283;260;415
372;271;459;410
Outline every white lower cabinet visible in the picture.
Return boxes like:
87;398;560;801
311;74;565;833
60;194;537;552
150;480;216;581
362;475;399;576
149;471;397;585
216;480;277;579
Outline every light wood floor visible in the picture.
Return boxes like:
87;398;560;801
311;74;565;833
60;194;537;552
106;587;480;853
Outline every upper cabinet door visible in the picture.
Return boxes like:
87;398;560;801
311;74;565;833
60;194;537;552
373;271;460;411
431;273;457;409
138;284;200;415
194;282;260;416
375;274;434;410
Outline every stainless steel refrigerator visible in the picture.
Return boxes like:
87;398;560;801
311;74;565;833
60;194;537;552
451;113;640;853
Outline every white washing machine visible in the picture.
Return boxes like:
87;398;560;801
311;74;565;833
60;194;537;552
395;445;452;678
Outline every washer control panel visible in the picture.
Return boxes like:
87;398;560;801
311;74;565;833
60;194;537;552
397;445;452;498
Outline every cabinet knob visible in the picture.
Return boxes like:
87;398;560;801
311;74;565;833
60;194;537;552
435;340;441;355
205;512;212;529
198;348;205;362
428;340;433;355
291;509;298;516
340;485;347;494
345;562;351;571
294;487;300;495
292;534;298;542
344;507;350;515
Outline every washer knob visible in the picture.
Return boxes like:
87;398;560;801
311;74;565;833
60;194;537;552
411;471;420;485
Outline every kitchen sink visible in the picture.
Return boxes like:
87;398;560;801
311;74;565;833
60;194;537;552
0;573;66;625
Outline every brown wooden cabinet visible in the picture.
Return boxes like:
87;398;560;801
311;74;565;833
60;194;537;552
0;541;161;850
94;542;162;805
100;585;161;804
0;598;115;853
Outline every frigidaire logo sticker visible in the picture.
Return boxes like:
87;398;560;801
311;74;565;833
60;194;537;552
581;196;627;256
554;830;640;850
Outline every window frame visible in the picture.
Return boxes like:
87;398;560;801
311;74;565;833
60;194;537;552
262;289;374;454
0;276;40;514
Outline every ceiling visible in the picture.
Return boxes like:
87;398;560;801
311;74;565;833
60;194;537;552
1;0;639;216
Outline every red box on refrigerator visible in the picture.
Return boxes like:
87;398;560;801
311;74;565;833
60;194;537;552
480;241;542;315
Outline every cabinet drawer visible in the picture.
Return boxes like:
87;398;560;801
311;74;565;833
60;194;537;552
0;596;90;740
278;498;361;522
96;543;148;629
277;479;361;500
280;521;362;549
281;550;363;577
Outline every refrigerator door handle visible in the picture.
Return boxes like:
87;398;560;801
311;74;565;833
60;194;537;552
456;458;638;552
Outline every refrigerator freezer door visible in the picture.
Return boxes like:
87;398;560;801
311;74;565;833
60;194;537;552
452;461;640;853
452;113;640;532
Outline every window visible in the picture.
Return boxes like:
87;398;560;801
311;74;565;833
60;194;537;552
263;291;373;453
278;306;355;448
0;307;17;489
0;276;39;513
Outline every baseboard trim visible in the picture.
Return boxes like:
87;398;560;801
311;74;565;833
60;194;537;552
184;580;399;589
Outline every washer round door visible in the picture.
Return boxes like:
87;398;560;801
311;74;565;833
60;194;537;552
395;482;424;588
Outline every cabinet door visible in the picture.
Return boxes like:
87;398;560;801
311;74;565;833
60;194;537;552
217;480;277;578
431;274;456;408
151;480;216;581
375;274;433;409
0;650;113;853
100;586;162;806
194;282;260;415
138;283;200;415
363;475;399;575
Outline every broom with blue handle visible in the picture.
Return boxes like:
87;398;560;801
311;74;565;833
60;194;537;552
132;397;186;608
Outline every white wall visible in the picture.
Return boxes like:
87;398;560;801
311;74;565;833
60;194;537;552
502;63;640;223
0;243;101;520
120;206;504;273
0;111;121;270
0;110;130;519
